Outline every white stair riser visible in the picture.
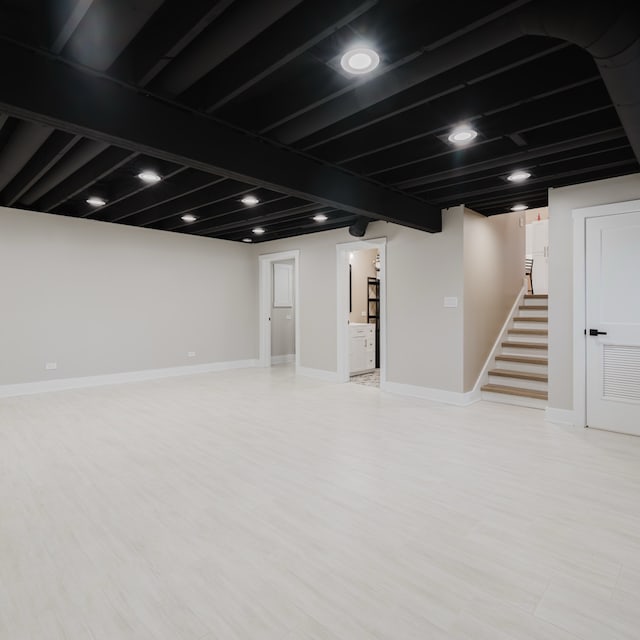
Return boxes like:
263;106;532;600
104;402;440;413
507;334;548;344
513;320;548;330
502;345;548;357
481;391;547;409
518;308;548;318
488;375;548;392
522;298;548;307
494;360;547;374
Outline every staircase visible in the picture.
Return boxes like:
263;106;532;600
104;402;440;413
481;294;548;409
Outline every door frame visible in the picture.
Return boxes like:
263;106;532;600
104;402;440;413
259;250;300;369
336;238;387;383
572;198;640;427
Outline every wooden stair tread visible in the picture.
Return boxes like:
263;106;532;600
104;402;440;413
482;383;548;400
508;328;548;335
496;355;548;365
489;369;548;382
514;316;547;323
519;305;548;311
502;341;547;350
524;294;548;299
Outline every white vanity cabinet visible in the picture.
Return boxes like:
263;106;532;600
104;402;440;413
349;323;375;374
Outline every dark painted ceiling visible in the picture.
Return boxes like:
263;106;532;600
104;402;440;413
0;0;637;242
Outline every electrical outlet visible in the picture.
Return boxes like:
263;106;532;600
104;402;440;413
45;362;57;370
361;311;366;317
444;297;458;308
187;351;196;358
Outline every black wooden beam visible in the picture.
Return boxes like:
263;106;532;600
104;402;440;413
196;0;378;112
2;131;80;206
0;40;441;232
49;0;97;54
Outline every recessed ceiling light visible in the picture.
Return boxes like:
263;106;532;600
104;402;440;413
447;126;478;145
137;170;162;184
86;196;106;207
313;214;328;222
181;213;197;222
241;195;260;206
252;227;265;235
507;170;531;183
511;204;528;212
241;238;253;243
340;47;380;75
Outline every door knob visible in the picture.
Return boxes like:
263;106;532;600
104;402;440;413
589;329;607;336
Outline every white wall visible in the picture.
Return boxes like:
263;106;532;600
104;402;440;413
463;209;525;391
0;206;258;385
258;207;466;392
548;173;640;411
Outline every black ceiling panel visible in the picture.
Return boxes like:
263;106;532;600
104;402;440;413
0;0;636;241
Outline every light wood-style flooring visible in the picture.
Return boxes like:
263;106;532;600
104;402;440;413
1;365;640;639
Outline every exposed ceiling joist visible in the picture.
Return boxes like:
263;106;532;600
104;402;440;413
198;0;378;112
37;147;138;212
0;40;441;232
399;128;627;190
152;0;306;96
50;0;96;54
109;0;237;86
2;131;80;206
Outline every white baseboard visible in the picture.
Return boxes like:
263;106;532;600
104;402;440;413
271;354;295;365
296;366;339;382
545;407;578;426
381;381;480;406
0;359;260;399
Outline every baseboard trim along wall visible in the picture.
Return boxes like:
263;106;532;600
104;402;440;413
381;381;481;406
296;366;340;382
0;359;260;398
545;407;578;426
271;354;295;365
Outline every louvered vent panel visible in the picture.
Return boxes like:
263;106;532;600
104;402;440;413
603;345;640;402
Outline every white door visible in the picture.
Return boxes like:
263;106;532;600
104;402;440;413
586;211;640;435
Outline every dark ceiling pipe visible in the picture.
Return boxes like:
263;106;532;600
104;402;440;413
517;0;640;165
349;215;370;237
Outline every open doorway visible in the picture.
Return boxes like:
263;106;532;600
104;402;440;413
525;207;549;294
336;238;386;387
259;250;300;369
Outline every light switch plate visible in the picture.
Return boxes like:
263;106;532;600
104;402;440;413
187;351;196;358
444;297;458;308
45;362;57;370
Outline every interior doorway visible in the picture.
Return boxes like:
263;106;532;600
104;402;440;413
259;250;300;369
336;238;386;386
525;207;549;294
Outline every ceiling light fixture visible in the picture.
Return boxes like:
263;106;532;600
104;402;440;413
242;238;253;243
313;214;328;222
511;204;528;212
181;213;197;222
252;227;265;235
447;126;478;145
137;170;162;184
241;195;260;206
340;47;380;75
447;125;478;146
86;196;106;207
507;170;531;183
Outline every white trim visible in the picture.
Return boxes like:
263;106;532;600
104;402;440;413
271;354;294;365
296;366;339;382
471;286;526;394
545;407;576;426
336;238;387;384
571;198;640;428
0;359;259;399
381;381;480;406
259;250;300;369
